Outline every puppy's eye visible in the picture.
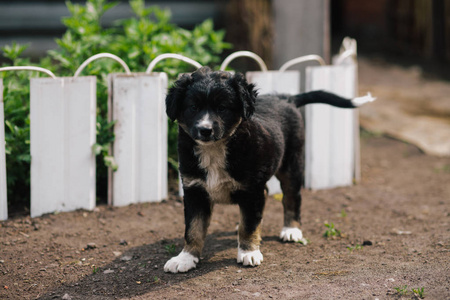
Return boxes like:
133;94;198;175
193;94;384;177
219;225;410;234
217;106;227;112
190;105;198;111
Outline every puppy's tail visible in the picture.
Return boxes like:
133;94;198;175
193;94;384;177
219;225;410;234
288;90;376;108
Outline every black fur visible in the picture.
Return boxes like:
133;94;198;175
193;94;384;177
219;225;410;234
288;90;357;108
164;67;359;272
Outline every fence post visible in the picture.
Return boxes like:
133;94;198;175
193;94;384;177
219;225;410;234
30;76;97;217
108;73;168;206
303;38;360;190
335;37;361;183
145;54;202;199
304;64;357;189
246;71;300;95
0;79;7;220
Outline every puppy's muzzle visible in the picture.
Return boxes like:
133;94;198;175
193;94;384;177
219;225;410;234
194;123;215;142
198;126;213;138
193;114;215;142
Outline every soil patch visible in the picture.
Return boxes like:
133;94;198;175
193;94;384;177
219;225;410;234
1;134;449;299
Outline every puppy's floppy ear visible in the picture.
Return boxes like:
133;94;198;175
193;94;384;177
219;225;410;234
191;66;212;81
166;73;192;121
230;72;258;120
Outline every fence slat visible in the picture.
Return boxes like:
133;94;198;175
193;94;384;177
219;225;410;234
109;73;168;206
246;71;300;95
304;65;357;189
0;79;7;220
30;77;96;217
246;71;300;195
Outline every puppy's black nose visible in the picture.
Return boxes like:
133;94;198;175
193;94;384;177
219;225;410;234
199;127;213;138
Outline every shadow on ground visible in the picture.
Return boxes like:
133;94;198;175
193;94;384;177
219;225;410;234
38;230;253;299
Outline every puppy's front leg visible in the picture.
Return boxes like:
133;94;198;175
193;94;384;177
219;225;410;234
164;186;212;273
236;190;265;267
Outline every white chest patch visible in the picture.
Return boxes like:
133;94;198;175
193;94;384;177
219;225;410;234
187;141;241;204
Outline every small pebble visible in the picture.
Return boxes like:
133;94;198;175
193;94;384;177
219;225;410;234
120;256;132;261
62;294;72;300
396;230;412;235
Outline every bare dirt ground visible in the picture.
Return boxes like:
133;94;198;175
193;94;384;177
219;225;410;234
358;57;450;157
1;58;450;299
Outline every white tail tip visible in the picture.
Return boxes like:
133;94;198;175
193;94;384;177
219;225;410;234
351;92;376;107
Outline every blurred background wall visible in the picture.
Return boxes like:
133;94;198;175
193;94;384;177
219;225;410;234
0;0;449;75
331;0;450;76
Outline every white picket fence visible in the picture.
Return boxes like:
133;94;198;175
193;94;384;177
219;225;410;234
233;38;362;192
0;38;370;220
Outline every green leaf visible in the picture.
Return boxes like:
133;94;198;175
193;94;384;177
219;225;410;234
92;144;103;156
1;42;29;61
104;155;118;172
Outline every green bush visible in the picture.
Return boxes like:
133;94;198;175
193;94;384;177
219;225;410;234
1;0;231;209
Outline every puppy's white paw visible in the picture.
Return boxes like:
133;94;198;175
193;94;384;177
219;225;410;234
280;227;303;242
237;248;263;267
164;250;199;273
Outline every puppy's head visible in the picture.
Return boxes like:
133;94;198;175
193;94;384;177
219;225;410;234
166;67;257;143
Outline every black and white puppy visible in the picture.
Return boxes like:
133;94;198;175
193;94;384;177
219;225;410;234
164;67;374;273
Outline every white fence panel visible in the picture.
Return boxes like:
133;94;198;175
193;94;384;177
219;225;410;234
246;71;300;195
304;64;357;189
108;73;168;206
0;79;7;220
246;71;300;96
30;77;97;217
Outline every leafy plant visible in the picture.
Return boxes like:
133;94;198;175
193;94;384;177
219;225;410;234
394;285;409;295
412;287;425;298
92;266;100;274
1;43;33;209
1;0;231;210
165;244;177;255
393;285;425;298
346;244;363;252
323;222;342;239
297;237;309;245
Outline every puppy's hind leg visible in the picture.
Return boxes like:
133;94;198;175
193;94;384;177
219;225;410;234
278;169;304;243
235;189;266;267
164;186;212;273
